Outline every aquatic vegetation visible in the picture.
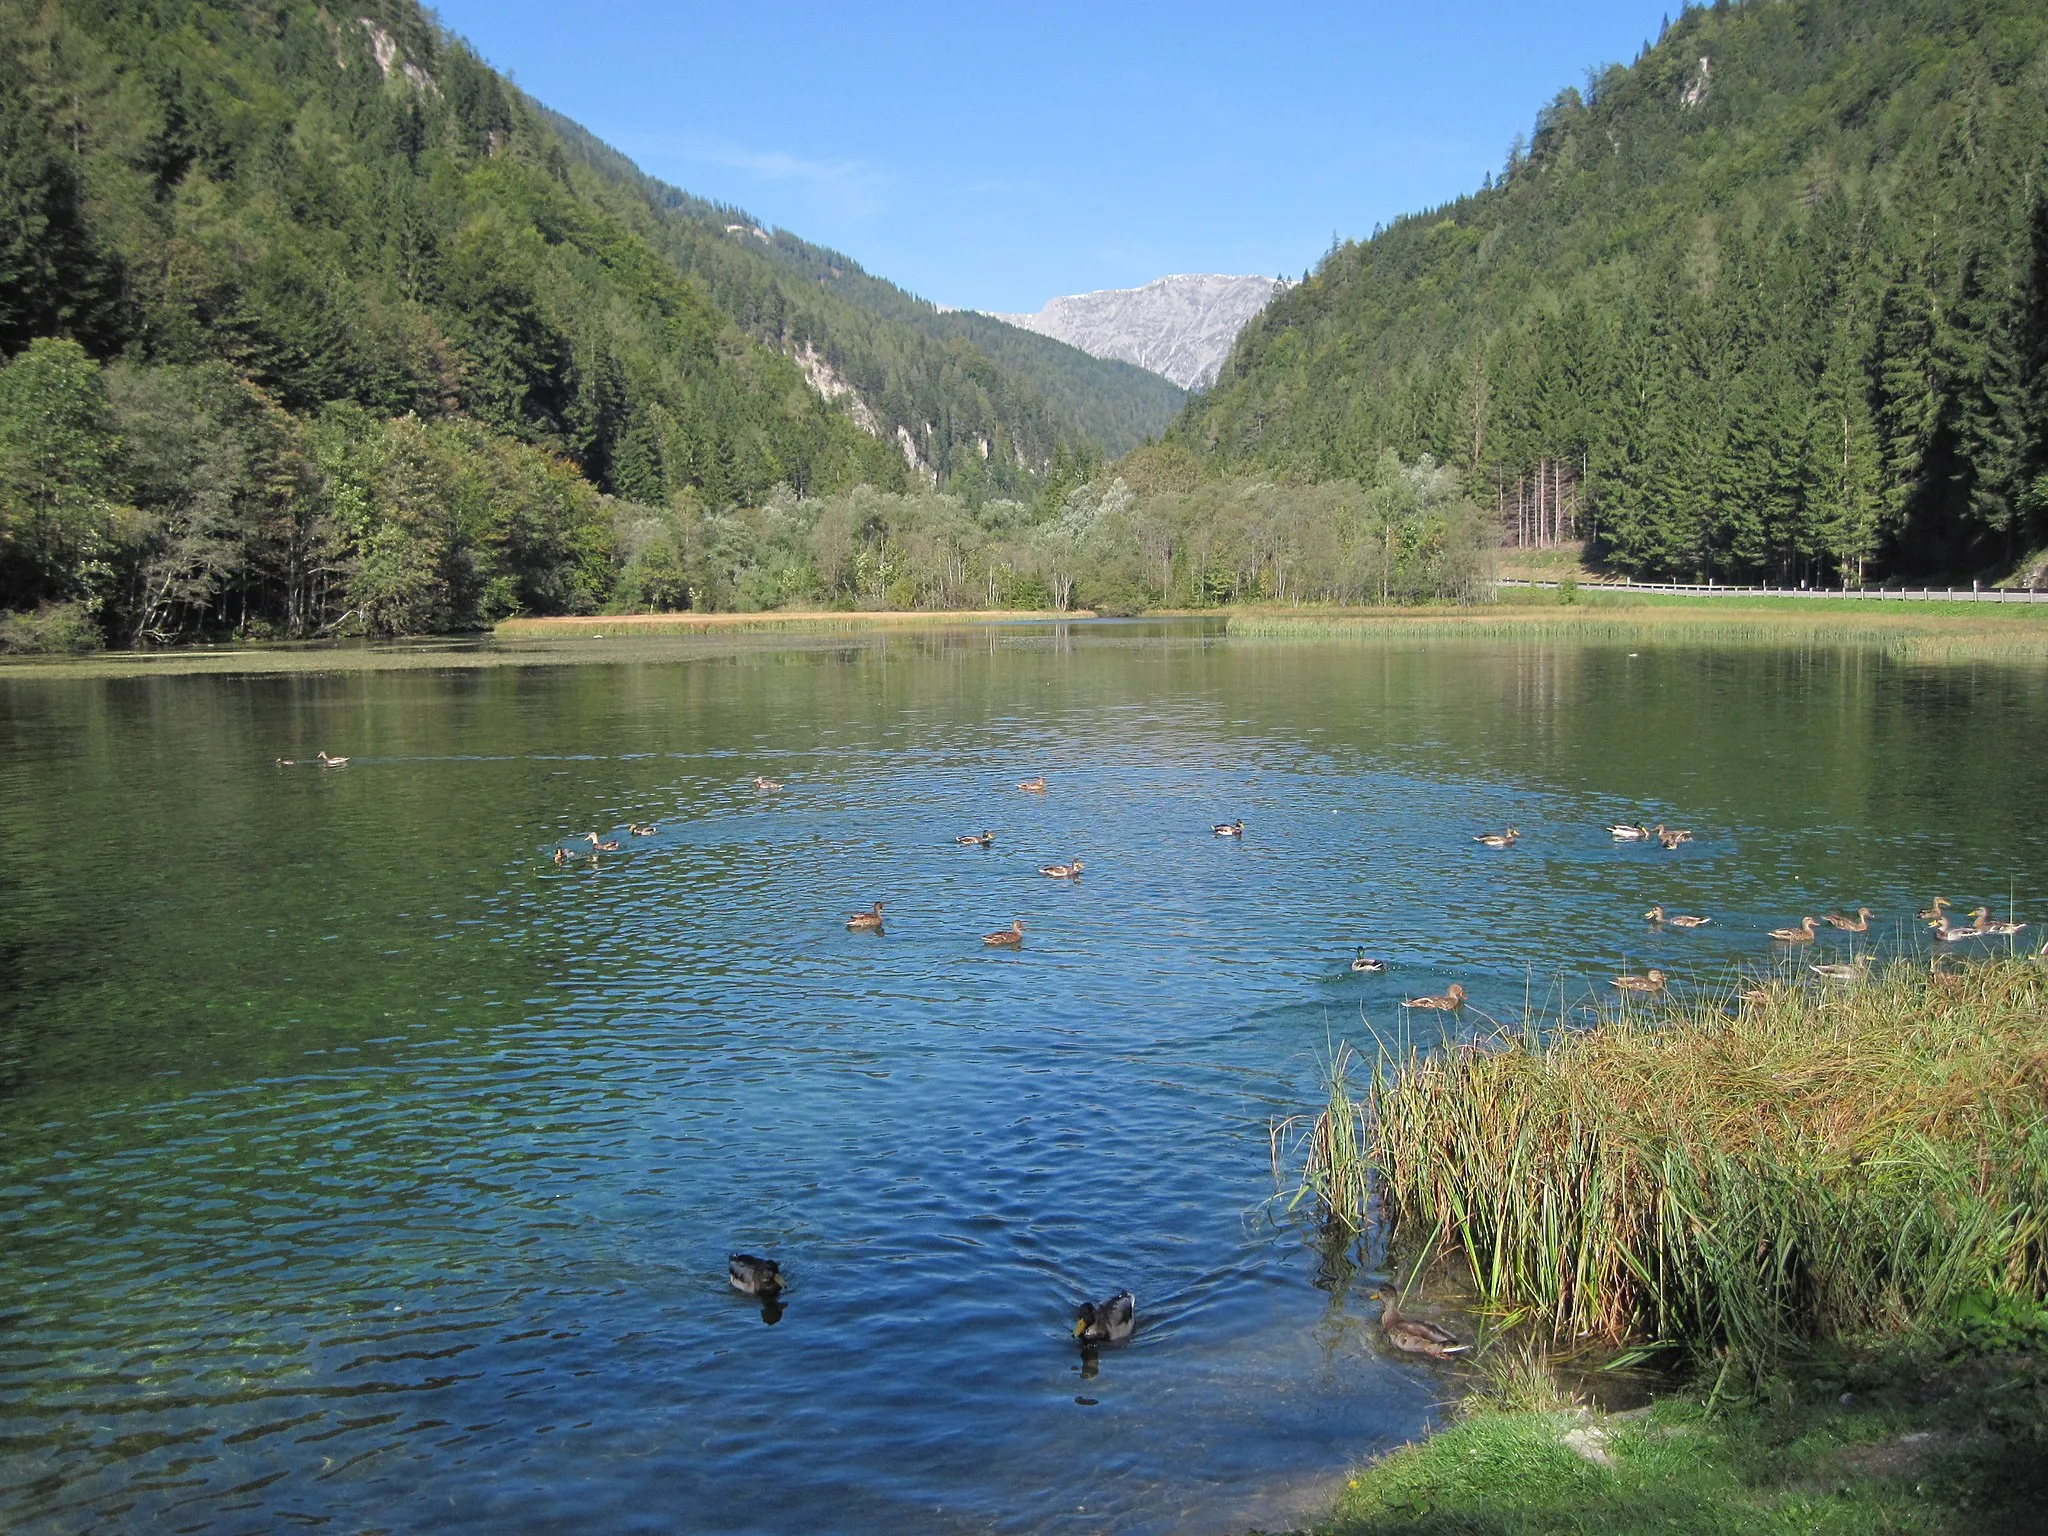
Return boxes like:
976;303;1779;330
1224;603;2048;663
1360;959;2048;1370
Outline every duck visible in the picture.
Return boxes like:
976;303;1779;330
1213;819;1245;837
1373;1288;1468;1358
1350;948;1388;974
1917;897;1952;923
1934;920;1984;943
1969;907;2028;937
728;1253;783;1298
316;750;349;767
1018;776;1047;794
1736;984;1776;1007
1642;905;1711;928
552;847;570;866
1612;969;1667;994
275;756;298;766
1073;1291;1135;1345
628;823;658;836
1039;859;1085;879
1473;828;1519;848
846;902;886;931
753;776;783;792
1810;959;1872;981
983;920;1025;947
580;832;602;846
956;831;996;847
1401;983;1466;1011
593;839;621;852
1656;827;1691;849
1608;822;1653;840
1822;907;1875;933
1767;916;1819;944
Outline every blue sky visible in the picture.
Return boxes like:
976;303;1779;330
428;1;1674;314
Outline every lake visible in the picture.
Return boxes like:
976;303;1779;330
3;623;2044;1534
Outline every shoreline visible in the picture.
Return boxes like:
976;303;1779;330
492;608;1097;635
1299;954;2048;1532
4;596;2046;678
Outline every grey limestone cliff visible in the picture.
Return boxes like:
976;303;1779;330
989;273;1286;390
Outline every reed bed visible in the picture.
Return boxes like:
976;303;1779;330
1311;960;2048;1368
495;608;1087;637
1225;605;2048;662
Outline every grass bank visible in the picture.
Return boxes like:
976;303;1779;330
1319;1354;2048;1534
494;608;1092;638
1285;957;2048;1533
1223;597;2048;662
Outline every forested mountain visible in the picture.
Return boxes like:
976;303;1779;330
1177;0;2048;584
0;0;1152;643
536;110;1186;462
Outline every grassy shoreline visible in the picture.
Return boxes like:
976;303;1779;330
1289;957;2048;1533
5;594;2046;678
492;607;1095;636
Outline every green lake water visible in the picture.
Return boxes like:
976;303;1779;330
2;623;2044;1534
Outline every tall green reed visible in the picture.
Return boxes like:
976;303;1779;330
1288;959;2048;1371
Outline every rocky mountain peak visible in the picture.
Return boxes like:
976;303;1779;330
988;273;1287;390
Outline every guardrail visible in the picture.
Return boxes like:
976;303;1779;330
1495;579;2048;604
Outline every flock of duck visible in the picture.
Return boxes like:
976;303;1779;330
301;752;2040;1361
570;769;1472;1355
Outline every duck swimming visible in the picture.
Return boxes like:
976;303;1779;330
1811;959;1871;981
1351;948;1388;974
593;839;621;853
1609;822;1652;840
553;847;570;866
1822;907;1875;933
1473;828;1519;848
1768;916;1819;944
1073;1291;1135;1345
1018;776;1047;793
1968;907;2028;937
317;751;349;767
753;776;783;792
1612;969;1666;994
1402;983;1466;1011
728;1254;783;1298
1917;897;1952;922
846;902;885;931
1644;905;1712;928
1374;1288;1467;1358
628;823;658;836
983;920;1025;947
956;831;996;847
1039;859;1084;879
1213;819;1245;837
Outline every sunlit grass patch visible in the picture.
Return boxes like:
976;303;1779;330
1224;602;2048;661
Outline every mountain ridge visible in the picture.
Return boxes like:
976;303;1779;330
1176;0;2048;583
991;274;1288;391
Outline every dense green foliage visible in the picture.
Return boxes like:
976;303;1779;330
0;0;1175;641
600;450;1492;617
1180;0;2048;584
